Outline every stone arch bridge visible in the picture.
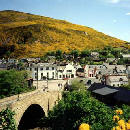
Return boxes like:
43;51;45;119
0;89;62;129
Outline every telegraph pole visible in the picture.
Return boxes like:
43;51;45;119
37;65;38;89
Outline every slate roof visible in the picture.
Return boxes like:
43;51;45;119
88;83;130;104
88;83;108;91
31;63;57;67
93;87;119;95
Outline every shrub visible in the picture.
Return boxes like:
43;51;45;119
47;91;114;130
0;108;16;130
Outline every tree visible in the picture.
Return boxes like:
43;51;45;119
80;50;90;58
44;91;114;130
70;50;79;59
111;49;121;58
104;46;113;52
17;62;25;70
55;50;63;61
46;51;55;56
0;70;32;99
70;80;86;91
99;50;109;58
121;105;130;121
117;58;129;65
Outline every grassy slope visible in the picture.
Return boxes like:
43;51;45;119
0;10;128;58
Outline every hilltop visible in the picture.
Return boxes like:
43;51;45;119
0;10;128;58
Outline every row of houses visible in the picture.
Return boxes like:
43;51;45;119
27;62;79;80
80;63;129;87
26;62;129;87
0;57;129;88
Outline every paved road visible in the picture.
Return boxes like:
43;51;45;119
33;80;67;91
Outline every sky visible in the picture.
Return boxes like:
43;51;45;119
0;0;130;42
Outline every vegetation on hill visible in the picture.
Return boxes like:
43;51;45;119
0;10;129;58
41;46;129;65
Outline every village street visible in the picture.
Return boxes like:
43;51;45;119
33;80;67;91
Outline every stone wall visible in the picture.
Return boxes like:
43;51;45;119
0;90;62;127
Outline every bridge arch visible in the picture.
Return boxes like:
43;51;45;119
18;104;45;130
0;91;61;129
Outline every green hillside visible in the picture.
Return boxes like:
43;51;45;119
0;10;128;58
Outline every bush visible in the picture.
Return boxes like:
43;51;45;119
0;108;16;130
46;91;114;130
113;108;130;130
70;80;86;92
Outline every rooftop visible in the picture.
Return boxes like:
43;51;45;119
93;87;119;95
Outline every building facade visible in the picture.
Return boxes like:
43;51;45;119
27;63;57;80
105;75;128;87
27;63;76;80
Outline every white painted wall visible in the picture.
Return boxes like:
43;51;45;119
28;63;76;80
106;76;128;87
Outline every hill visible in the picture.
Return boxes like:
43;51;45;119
0;10;129;58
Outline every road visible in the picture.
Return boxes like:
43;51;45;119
33;80;68;91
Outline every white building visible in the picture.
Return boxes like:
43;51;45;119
84;65;107;78
91;52;99;59
84;63;127;78
127;66;130;78
27;63;57;80
27;63;76;80
122;54;130;60
106;75;128;87
8;58;18;64
57;63;76;79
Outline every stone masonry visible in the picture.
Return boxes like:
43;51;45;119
0;89;62;127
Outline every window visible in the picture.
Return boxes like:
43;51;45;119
67;70;72;72
47;72;49;78
59;75;62;78
35;68;37;71
30;68;32;71
41;73;43;79
99;71;101;74
52;67;54;70
52;72;54;78
46;67;49;70
40;68;43;71
119;78;123;81
35;73;37;79
58;70;63;72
